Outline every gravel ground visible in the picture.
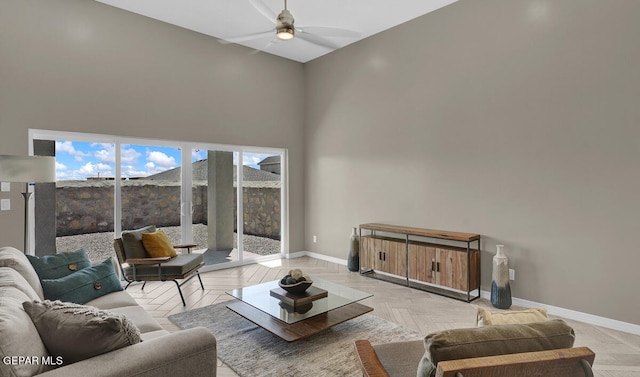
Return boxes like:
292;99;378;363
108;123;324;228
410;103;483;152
56;224;281;264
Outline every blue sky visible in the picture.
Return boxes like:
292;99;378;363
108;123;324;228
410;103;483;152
55;140;275;181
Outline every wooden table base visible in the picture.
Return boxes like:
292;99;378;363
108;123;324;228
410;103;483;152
226;300;373;342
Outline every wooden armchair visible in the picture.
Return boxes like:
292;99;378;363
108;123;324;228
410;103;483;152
354;320;595;377
114;238;205;306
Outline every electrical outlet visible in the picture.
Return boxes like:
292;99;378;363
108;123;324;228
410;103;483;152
509;269;515;281
1;199;10;211
313;235;317;243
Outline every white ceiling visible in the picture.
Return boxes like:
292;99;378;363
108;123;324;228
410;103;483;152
96;0;459;63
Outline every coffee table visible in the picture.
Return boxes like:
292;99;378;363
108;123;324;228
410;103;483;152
226;277;373;342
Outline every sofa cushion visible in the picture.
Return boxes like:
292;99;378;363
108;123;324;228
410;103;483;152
121;225;156;259
417;319;575;377
27;248;91;280
85;289;140;310
0;246;44;299
41;258;123;304
109;305;165;333
22;300;142;366
123;253;203;277
477;307;549;326
0;294;53;376
142;230;178;258
0;267;40;301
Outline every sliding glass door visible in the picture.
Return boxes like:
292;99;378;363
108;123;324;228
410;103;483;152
32;130;286;266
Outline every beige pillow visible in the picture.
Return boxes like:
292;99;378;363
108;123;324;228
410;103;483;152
23;300;141;366
477;307;548;326
0;246;44;298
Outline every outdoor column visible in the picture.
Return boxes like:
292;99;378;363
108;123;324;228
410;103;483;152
206;151;234;251
34;139;57;256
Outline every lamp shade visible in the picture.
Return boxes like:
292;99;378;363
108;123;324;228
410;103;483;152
0;155;56;183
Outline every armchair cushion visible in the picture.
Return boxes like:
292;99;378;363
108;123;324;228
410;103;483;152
142;230;178;258
23;300;141;366
121;225;156;259
27;248;91;279
417;319;575;377
41;258;123;304
123;253;204;277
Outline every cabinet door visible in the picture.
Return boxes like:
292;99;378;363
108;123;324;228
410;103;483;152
408;243;437;284
437;248;469;291
360;236;376;270
381;239;405;276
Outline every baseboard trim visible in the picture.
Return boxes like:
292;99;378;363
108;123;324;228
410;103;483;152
292;251;640;336
480;290;640;336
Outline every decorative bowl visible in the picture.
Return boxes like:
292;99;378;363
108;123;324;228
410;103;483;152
278;280;313;294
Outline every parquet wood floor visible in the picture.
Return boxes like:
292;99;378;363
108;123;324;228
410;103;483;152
127;257;640;377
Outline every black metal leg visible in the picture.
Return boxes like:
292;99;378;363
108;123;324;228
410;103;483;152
173;280;186;306
141;281;146;290
196;271;204;290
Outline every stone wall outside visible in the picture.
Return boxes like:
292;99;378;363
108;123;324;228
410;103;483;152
56;180;281;239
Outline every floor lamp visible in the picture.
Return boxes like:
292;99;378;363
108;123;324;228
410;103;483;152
0;155;56;253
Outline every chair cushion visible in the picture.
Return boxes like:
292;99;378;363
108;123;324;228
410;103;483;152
41;258;123;304
477;307;549;326
27;248;91;279
372;340;425;377
85;289;140;310
23;300;141;366
124;253;203;277
0;246;44;298
142;230;178;258
121;225;156;259
417;319;575;377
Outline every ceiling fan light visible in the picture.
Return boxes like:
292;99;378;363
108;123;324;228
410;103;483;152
276;26;295;40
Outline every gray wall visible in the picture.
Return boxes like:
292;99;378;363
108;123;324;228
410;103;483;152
0;0;304;252
304;0;640;325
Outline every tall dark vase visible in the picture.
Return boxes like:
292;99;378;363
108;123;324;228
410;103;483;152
347;227;360;272
491;244;512;309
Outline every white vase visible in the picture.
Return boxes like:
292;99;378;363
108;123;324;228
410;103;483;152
491;245;512;309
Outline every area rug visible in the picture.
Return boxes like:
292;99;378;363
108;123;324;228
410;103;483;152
168;301;423;377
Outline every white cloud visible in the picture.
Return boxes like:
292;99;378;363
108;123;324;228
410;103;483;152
56;162;67;170
122;165;148;178
192;150;205;161
55;141;91;160
147;150;176;168
121;147;141;164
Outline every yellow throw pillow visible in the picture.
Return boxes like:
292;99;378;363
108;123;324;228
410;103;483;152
141;230;177;258
477;307;548;327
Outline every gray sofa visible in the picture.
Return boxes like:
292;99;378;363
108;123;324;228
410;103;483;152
0;246;217;377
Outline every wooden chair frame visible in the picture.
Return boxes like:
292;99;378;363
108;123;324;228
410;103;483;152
114;238;204;306
354;340;595;377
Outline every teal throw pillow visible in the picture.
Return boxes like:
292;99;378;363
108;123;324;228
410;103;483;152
41;258;123;304
27;249;91;280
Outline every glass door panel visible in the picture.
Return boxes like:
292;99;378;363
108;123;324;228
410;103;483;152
191;149;239;266
240;152;282;259
120;144;182;244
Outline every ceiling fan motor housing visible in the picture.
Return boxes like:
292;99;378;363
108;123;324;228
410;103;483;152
276;9;295;40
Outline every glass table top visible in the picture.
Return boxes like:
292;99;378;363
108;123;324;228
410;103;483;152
226;277;372;324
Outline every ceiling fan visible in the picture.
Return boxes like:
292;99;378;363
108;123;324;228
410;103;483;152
225;0;361;50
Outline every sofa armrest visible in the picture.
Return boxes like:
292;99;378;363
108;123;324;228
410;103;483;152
354;340;391;377
37;327;217;377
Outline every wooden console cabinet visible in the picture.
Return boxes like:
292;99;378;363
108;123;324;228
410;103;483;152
359;223;481;302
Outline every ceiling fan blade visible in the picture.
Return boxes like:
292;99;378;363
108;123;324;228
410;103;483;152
297;26;360;39
248;39;278;55
249;0;277;25
296;32;340;50
222;30;274;44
